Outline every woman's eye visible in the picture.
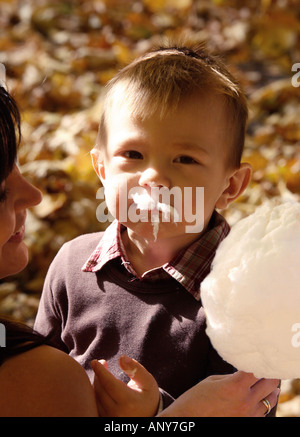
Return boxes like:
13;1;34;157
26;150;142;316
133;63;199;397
0;187;9;203
123;150;143;159
175;156;198;164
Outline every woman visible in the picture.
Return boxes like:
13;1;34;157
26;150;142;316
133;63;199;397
0;85;98;417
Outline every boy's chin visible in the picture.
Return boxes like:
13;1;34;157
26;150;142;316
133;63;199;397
125;221;184;242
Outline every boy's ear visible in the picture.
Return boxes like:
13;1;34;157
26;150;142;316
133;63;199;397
216;163;252;210
90;148;105;182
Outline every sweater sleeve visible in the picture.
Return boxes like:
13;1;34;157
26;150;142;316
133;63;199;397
34;232;102;355
158;388;175;412
34;246;70;353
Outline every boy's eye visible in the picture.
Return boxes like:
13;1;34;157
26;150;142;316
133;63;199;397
122;150;143;159
174;155;198;164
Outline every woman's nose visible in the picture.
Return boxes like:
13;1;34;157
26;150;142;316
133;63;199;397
138;167;171;190
15;173;43;210
27;181;43;208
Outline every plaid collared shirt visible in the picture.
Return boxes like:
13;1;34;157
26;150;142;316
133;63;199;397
82;211;230;301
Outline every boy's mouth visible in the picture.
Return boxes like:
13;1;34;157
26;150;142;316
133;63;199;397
129;189;179;241
129;190;179;221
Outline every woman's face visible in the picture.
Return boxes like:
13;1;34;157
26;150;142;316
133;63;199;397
0;165;42;279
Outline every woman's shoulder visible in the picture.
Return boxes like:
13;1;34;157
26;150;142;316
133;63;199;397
0;344;98;417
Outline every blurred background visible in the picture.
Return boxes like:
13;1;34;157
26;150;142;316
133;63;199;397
0;0;299;416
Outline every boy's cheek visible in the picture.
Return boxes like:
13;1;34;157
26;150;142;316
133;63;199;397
102;178;129;221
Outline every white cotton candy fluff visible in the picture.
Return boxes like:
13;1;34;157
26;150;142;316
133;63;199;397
201;199;300;379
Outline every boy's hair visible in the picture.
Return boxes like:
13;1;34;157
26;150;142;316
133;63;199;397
97;43;248;168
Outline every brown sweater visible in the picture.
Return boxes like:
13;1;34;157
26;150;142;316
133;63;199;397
34;232;234;397
34;232;277;415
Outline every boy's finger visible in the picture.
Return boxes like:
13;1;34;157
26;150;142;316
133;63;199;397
91;362;116;416
119;355;158;392
99;359;109;369
93;374;115;417
91;359;128;400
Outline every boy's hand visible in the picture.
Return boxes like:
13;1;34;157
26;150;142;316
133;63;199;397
91;355;160;417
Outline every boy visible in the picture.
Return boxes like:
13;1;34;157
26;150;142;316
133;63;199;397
35;43;267;414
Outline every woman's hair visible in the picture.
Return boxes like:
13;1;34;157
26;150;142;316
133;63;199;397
0;317;53;365
97;42;248;168
0;86;20;183
0;87;52;364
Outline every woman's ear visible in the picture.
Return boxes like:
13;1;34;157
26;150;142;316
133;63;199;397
216;162;252;210
90;148;105;183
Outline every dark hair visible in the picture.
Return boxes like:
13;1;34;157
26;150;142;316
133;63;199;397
0;86;20;183
0;317;53;365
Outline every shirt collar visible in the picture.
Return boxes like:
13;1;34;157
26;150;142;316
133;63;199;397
81;220;127;273
82;212;230;300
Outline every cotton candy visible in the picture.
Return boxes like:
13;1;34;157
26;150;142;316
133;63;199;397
201;199;300;379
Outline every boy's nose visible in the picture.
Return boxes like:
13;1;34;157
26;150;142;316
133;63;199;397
138;167;171;190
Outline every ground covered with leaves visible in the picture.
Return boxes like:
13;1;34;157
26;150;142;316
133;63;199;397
0;0;299;416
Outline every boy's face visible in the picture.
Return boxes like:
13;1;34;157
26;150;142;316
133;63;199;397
93;92;248;244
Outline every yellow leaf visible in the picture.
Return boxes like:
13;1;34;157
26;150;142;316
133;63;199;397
144;0;192;12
